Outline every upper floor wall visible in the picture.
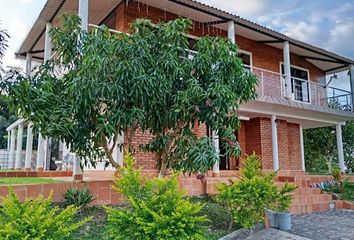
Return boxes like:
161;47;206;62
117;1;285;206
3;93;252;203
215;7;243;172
111;2;325;83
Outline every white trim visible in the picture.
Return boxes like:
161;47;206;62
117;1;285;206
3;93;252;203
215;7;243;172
239;49;253;68
238;105;346;126
239;116;250;121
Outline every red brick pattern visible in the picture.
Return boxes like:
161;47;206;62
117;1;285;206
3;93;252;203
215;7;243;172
0;171;73;178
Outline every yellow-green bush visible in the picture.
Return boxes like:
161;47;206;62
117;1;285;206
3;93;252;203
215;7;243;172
0;189;90;240
217;153;296;228
105;153;208;240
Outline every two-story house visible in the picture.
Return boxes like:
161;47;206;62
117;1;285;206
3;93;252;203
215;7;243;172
9;0;354;212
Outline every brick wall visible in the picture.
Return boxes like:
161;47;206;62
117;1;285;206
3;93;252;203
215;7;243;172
115;2;325;83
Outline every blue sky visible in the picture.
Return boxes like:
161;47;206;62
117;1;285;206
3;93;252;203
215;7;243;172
1;0;354;70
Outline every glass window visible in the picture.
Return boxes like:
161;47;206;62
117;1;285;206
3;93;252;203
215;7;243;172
282;64;310;103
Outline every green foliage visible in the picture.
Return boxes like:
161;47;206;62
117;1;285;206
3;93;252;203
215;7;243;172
304;121;354;174
0;188;90;240
63;187;94;208
105;153;208;240
216;153;296;228
5;14;257;175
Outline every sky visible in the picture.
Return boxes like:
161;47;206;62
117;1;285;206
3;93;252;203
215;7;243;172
0;0;354;75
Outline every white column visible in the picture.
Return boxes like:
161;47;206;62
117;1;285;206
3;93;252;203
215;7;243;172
7;130;10;150
15;124;24;169
349;64;354;109
9;129;16;169
336;124;346;172
79;0;89;31
271;115;279;171
25;53;32;77
24;124;33;170
44;22;52;61
117;132;124;167
227;21;236;44
73;156;83;181
36;133;45;170
212;130;220;176
299;125;305;171
283;41;292;99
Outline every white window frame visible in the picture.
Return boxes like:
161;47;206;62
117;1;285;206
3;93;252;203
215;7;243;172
280;62;311;104
238;49;253;70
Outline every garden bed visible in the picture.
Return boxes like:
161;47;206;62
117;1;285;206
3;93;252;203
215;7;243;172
324;182;354;202
71;197;239;240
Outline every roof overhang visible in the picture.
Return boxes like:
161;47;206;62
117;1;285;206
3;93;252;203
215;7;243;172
16;0;354;73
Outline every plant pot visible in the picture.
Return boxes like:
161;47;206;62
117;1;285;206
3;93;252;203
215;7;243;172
265;210;278;228
277;212;291;231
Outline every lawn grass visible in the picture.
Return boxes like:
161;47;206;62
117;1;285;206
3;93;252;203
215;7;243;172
324;182;354;202
0;177;63;185
71;197;238;240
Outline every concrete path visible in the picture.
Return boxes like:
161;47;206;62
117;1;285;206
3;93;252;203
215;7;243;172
288;209;354;240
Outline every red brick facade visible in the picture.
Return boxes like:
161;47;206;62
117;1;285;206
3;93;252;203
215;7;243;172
109;2;318;172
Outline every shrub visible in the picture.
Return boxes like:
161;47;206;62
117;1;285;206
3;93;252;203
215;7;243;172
0;188;90;239
105;153;208;240
216;153;296;228
64;187;94;209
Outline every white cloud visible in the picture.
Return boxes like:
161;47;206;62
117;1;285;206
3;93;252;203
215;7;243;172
199;0;270;18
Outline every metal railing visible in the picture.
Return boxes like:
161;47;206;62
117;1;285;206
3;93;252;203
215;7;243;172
246;65;353;112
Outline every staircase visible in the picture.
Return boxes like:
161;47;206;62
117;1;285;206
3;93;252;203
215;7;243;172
277;171;337;214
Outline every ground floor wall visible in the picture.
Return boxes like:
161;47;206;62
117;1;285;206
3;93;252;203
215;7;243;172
129;117;303;172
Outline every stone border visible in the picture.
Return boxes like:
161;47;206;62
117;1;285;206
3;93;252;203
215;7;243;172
219;223;264;240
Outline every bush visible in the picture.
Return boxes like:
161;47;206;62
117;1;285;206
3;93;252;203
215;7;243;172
216;153;296;228
105;153;208;240
64;187;94;209
0;188;90;239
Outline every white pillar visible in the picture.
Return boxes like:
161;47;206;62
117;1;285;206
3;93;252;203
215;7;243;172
336;124;346;172
24;124;33;170
44;22;52;61
15;124;24;169
7;130;10;150
212;130;220;176
79;0;89;31
349;64;354;109
73;156;83;181
9;129;16;169
283;41;292;99
299;125;305;171
36;133;45;170
271;115;279;171
227;21;236;44
25;53;32;77
117;132;124;167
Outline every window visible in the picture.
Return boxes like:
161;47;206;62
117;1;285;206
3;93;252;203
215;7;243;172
281;64;310;103
238;50;252;71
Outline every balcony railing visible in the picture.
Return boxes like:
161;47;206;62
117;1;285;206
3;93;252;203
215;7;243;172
246;65;353;112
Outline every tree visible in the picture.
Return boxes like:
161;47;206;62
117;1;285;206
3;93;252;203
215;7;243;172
5;15;257;176
304;122;354;174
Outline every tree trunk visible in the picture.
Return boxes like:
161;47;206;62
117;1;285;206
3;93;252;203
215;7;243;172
159;160;167;179
228;211;234;230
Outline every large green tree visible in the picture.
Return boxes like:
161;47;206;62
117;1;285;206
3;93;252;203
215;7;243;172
5;15;257;176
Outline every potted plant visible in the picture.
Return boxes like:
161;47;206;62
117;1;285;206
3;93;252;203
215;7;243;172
275;183;297;231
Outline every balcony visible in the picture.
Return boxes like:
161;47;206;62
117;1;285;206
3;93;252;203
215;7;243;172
248;65;353;112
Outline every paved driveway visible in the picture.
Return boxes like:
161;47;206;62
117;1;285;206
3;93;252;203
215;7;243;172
288;209;354;240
